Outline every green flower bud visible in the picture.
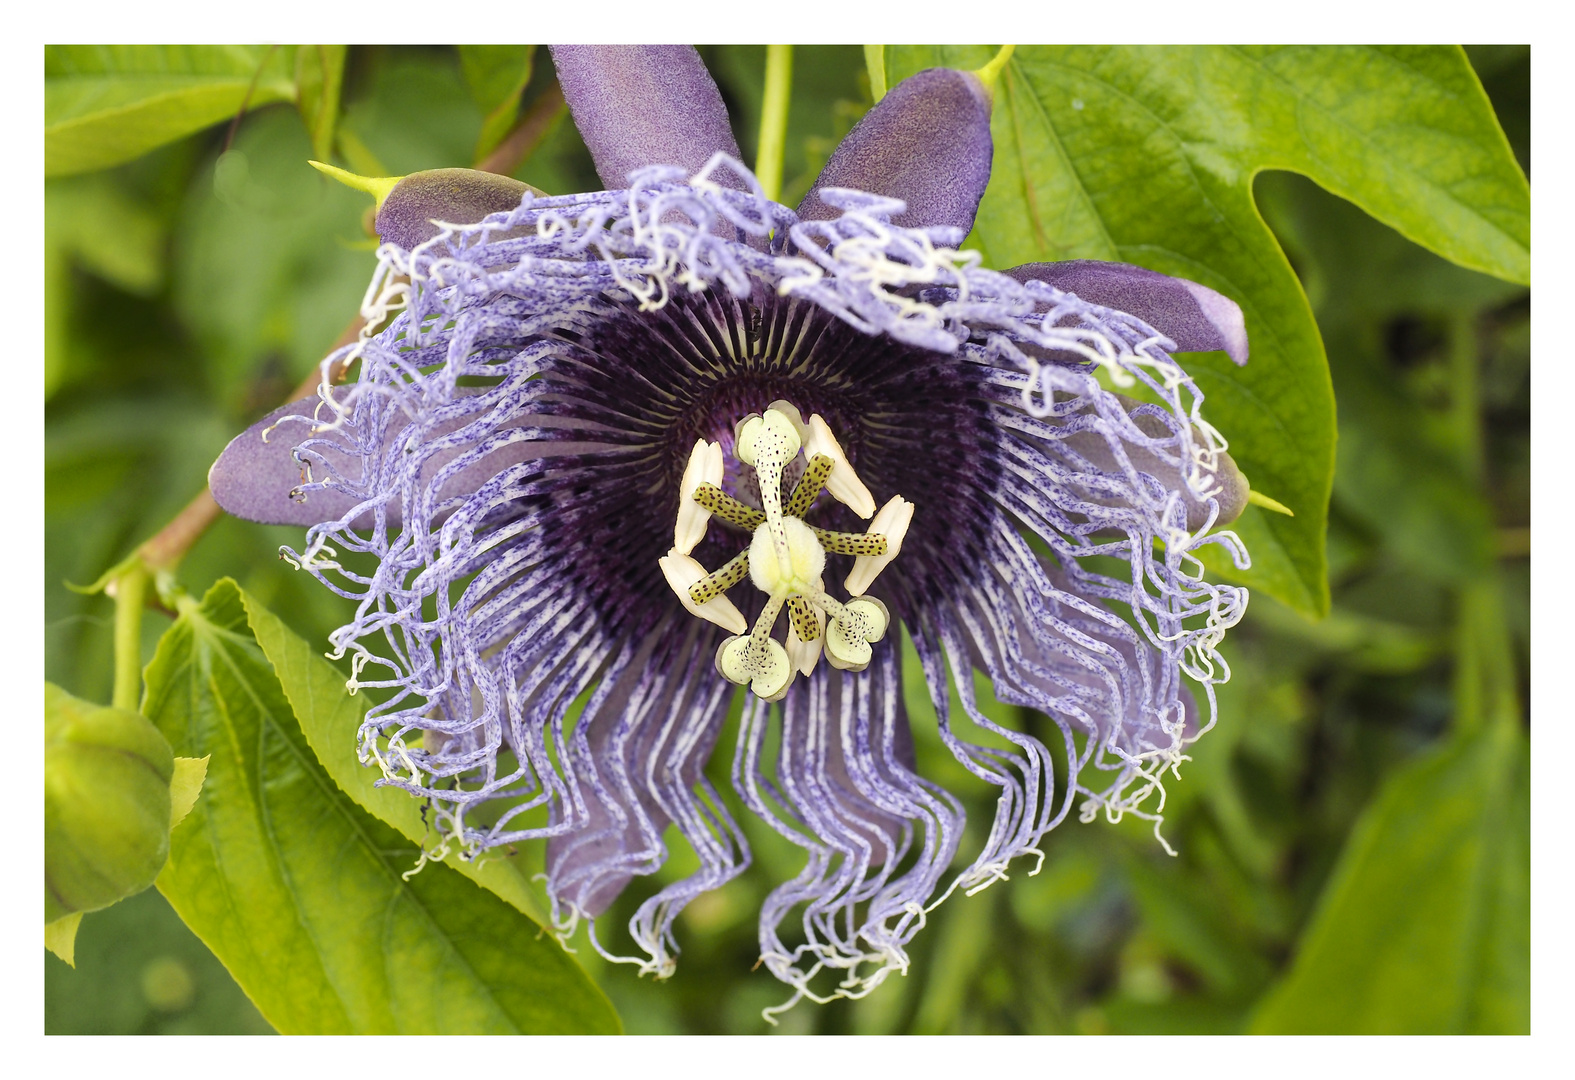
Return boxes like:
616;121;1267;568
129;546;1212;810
44;682;174;923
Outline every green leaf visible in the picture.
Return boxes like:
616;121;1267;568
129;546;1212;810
459;45;536;163
881;46;1530;617
237;586;549;923
46;45;296;178
1250;579;1527;1033
168;756;208;829
143;579;620;1034
1249;720;1527;1032
294;46;347;163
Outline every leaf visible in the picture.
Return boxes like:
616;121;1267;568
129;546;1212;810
143;579;620;1034
45;913;83;967
881;46;1530;617
459;45;536;163
1249;719;1527;1032
1122;855;1273;999
237;586;549;923
1250;580;1528;1033
294;45;347;162
168;756;208;829
46;45;296;178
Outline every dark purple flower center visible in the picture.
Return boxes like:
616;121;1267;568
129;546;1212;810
535;283;1001;636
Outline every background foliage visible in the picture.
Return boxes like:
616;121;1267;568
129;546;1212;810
44;45;1529;1034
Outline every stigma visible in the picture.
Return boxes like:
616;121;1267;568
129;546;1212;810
658;402;915;701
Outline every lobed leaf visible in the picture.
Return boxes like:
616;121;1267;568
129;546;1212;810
880;46;1529;617
142;578;620;1034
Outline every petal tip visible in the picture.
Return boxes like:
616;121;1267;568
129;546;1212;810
1180;280;1249;365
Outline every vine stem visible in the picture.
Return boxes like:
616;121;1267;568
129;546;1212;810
755;45;793;203
111;564;148;711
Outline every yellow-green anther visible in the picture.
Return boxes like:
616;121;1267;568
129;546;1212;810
812;528;888;557
787;597;820;642
785;453;835;517
693;484;766;530
688;550;750;604
309;160;403;211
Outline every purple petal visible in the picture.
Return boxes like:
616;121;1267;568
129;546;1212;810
797;67;993;234
1006;260;1249;365
208;398;362;527
549;45;742;189
208;390;536;528
375;169;533;250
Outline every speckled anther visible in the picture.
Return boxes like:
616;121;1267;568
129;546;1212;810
659;405;912;697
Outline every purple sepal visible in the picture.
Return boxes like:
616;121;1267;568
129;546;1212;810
797;68;993;235
1005;260;1249;365
208;398;362;527
208;391;535;528
550;45;743;189
376;169;533;250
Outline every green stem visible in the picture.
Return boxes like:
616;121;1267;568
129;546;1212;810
755;45;793;203
1447;310;1484;485
112;563;149;712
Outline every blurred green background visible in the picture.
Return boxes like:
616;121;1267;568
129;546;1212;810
44;45;1528;1034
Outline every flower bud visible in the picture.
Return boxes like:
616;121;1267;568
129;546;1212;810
44;683;174;923
375;169;537;250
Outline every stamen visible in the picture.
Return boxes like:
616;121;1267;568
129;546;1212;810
784;453;835;517
692;484;766;530
785;606;824;677
666;405;913;696
786;596;820;641
659;549;748;633
688;550;750;604
812;529;888;557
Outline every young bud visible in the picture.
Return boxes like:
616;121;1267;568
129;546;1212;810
44;683;174;922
